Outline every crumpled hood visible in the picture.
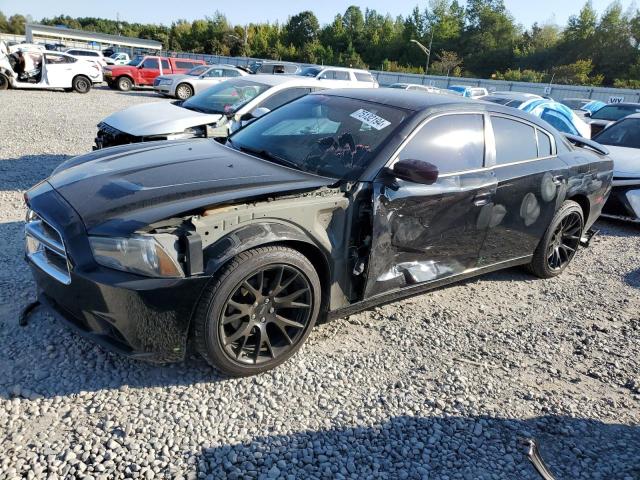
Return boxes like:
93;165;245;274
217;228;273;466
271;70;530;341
46;139;334;235
606;145;640;178
100;102;223;137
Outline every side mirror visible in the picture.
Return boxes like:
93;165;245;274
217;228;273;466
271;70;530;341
240;107;270;122
583;111;592;118
392;159;439;185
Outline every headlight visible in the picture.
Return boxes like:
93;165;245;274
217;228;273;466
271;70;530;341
158;78;173;86
89;235;184;278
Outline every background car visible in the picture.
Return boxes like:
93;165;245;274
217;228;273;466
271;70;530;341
298;66;378;88
103;55;206;91
517;98;591;138
387;83;457;95
95;75;331;148
154;64;248;99
104;52;130;65
481;91;543;108
25;89;612;376
248;61;300;74
584;102;640;137
0;45;102;93
592;114;640;221
561;98;592;111
64;48;108;68
447;85;488;98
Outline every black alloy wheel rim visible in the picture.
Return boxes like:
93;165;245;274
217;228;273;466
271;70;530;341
547;212;582;271
219;264;313;365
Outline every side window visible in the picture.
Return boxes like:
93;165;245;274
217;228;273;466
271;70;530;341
67;50;78;55
223;69;240;77
284;65;299;74
355;72;374;82
258;88;312;111
45;54;67;65
335;71;350;80
175;60;195;69
492;116;538;164
141;58;159;69
320;70;335;80
537;130;553;157
399;114;485;175
206;69;223;77
161;59;170;70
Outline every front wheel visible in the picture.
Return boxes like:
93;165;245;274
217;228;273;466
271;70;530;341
528;200;584;278
193;246;321;376
0;73;9;90
175;82;193;100
72;75;91;93
116;76;133;91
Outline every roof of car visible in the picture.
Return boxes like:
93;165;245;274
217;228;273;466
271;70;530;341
602;102;640;107
66;48;101;53
314;88;477;111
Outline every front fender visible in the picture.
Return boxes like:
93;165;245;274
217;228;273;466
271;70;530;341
202;221;327;276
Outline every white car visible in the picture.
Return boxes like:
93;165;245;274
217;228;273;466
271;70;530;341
65;48;108;68
105;52;130;66
95;75;334;148
447;85;489;98
592;114;640;221
298;66;378;88
0;43;103;93
154;64;248;99
387;83;459;96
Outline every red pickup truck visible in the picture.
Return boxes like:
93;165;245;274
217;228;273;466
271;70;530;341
104;55;206;91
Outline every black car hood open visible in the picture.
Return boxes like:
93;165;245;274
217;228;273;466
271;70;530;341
47;139;335;235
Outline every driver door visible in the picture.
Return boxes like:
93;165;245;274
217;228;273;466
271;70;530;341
364;113;497;298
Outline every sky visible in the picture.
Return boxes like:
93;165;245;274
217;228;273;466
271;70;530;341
1;0;636;29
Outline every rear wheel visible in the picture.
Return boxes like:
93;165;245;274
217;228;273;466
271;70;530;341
194;246;321;376
175;83;193;100
0;73;9;90
528;200;584;278
116;76;133;91
72;75;91;93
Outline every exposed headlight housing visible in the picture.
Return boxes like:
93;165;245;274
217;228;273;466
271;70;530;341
89;235;184;278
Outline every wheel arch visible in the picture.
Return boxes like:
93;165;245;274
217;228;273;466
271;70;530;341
566;193;590;223
186;221;334;339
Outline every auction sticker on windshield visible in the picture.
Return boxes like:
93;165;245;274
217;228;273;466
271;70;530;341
350;109;391;130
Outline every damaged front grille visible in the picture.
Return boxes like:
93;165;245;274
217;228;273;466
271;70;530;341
25;210;71;285
95;122;141;149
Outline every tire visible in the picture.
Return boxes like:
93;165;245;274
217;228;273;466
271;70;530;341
175;82;193;100
528;200;584;279
72;75;91;94
194;246;321;376
116;76;133;91
0;73;8;90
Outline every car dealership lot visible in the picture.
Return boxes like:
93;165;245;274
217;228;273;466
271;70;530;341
0;88;639;479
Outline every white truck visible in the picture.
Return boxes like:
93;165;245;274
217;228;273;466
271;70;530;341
0;41;103;93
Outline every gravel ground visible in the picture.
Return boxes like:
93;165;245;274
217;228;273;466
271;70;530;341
0;87;639;480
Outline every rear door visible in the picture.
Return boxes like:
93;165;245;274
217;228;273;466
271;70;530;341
365;112;498;298
478;114;569;265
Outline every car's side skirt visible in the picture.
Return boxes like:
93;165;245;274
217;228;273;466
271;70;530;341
327;255;532;320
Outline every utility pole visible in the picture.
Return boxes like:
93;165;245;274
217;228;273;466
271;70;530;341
411;29;434;75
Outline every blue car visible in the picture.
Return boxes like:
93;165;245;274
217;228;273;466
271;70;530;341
447;85;488;99
519;99;592;138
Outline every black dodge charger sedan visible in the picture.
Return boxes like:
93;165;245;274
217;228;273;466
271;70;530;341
24;89;613;376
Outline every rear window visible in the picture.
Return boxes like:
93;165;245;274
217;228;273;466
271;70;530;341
355;72;374;83
176;60;197;69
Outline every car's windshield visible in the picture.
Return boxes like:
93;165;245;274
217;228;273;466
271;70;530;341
127;55;144;66
228;94;410;180
594;118;640;149
181;79;271;114
187;65;209;76
299;67;322;77
591;104;640;121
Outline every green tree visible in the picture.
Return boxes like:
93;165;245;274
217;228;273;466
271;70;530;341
284;11;319;49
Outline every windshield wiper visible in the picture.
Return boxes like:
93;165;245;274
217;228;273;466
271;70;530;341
238;146;302;171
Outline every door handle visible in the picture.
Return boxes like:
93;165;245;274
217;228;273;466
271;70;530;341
473;192;492;206
552;175;564;185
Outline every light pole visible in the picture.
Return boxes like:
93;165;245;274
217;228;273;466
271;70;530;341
411;29;434;75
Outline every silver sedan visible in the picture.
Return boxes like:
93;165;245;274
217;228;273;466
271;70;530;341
153;65;248;99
